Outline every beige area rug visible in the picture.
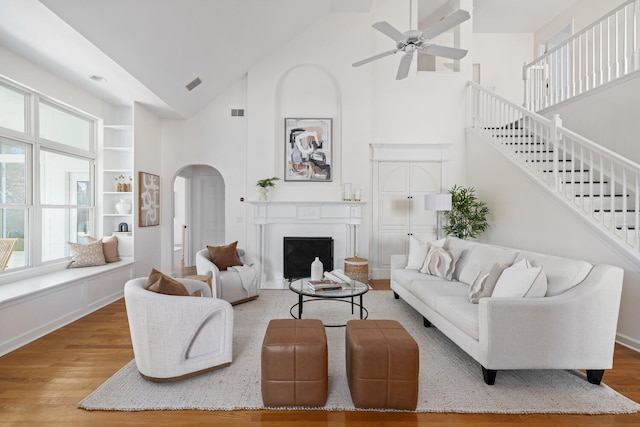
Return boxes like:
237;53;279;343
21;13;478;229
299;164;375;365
78;290;640;413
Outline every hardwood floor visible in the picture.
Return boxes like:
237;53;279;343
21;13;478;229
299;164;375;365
2;280;639;426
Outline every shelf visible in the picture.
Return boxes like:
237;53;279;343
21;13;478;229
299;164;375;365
104;192;133;195
104;213;133;217
104;124;132;130
104;146;132;151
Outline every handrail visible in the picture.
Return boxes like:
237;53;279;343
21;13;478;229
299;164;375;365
523;0;639;111
469;81;640;256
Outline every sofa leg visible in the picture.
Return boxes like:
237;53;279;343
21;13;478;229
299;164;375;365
393;291;399;300
482;367;497;385
586;369;604;385
423;317;432;327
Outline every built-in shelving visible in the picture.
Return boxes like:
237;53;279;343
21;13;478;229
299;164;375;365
100;105;134;256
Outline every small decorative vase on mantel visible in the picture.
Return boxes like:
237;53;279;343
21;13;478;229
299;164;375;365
256;176;279;202
115;198;132;214
258;187;269;201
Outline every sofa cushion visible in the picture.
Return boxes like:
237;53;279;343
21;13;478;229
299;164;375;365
419;244;458;280
443;237;478;280
456;244;519;286
468;262;508;303
435;296;479;340
392;268;444;291
515;251;592;296
146;274;190;296
410;279;469;309
492;258;547;298
406;236;444;270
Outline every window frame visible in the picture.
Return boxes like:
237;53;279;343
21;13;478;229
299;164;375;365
0;76;98;282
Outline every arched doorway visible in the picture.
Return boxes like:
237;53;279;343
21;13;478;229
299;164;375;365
172;164;225;273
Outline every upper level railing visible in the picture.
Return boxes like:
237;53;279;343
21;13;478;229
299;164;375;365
523;0;639;111
469;82;640;256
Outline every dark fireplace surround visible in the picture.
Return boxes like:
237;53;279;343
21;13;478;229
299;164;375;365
283;237;334;280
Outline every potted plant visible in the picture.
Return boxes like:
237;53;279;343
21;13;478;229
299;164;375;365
443;185;489;240
256;177;280;201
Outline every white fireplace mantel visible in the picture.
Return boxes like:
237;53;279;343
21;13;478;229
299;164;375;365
249;201;366;285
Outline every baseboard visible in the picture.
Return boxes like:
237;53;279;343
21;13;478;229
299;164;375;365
616;332;640;353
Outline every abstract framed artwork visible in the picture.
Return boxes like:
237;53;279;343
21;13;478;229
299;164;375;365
138;171;160;227
284;118;332;182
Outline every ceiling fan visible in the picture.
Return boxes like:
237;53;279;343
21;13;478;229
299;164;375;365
353;9;470;80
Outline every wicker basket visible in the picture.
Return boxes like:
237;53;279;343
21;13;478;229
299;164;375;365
344;257;368;283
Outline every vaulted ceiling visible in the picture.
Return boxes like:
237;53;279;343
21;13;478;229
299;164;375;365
0;0;578;119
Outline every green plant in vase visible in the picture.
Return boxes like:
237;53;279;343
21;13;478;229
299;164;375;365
256;177;280;201
443;185;489;240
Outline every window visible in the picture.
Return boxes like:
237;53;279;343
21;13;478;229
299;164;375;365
0;78;96;275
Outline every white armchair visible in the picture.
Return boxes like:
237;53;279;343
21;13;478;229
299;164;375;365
195;247;260;305
124;277;233;382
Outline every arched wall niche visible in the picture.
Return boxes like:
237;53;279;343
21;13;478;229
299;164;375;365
274;64;343;199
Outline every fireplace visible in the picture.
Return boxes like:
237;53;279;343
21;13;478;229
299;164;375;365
283;237;334;280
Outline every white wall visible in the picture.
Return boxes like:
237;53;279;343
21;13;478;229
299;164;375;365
133;102;163;277
534;0;627;53
0;44;102;118
472;33;534;105
466;129;640;350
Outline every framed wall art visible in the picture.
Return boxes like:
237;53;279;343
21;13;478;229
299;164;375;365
284;118;332;182
138;171;160;227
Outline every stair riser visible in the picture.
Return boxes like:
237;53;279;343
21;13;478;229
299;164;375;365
578;196;633;211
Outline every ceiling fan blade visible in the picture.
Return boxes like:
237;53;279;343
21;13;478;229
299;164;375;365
420;9;470;40
372;21;406;42
396;51;413;80
420;44;468;60
352;49;398;67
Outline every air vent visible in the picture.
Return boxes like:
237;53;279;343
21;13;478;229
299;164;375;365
185;77;202;91
231;109;245;117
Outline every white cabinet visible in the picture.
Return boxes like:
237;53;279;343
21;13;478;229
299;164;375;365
99;106;134;244
375;162;442;273
370;143;451;279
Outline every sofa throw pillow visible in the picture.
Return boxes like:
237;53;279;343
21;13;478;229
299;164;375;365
419;244;458;280
68;240;106;268
492;258;548;298
87;236;120;263
468;262;508;303
207;241;242;270
406;236;444;270
146;268;190;296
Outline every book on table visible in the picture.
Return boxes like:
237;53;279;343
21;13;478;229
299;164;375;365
306;280;343;292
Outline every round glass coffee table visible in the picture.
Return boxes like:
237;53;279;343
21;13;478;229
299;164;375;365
288;277;369;327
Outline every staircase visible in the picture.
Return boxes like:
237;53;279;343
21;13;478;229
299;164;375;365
469;82;640;258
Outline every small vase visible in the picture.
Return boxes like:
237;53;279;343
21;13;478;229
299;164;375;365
115;198;132;214
258;187;268;201
311;257;323;281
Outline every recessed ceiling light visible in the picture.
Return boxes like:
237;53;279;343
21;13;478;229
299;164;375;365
90;75;107;83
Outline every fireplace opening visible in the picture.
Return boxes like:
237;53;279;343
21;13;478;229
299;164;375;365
283;237;334;280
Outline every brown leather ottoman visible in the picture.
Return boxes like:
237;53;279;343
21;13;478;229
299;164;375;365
261;319;328;407
345;319;419;410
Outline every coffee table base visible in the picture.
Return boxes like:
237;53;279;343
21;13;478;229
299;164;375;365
290;296;368;327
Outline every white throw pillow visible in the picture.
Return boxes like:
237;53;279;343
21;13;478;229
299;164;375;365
492;258;547;298
420;244;458;280
406;236;444;270
468;262;508;303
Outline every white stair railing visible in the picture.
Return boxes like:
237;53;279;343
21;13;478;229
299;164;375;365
470;82;640;255
523;0;639;111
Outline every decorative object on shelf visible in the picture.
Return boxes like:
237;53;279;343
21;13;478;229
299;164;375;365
115;175;133;192
285;118;332;182
353;188;361;201
118;222;129;232
424;193;452;239
343;182;352;201
115;198;132;215
442;185;490;240
138;171;160;227
310;257;323;281
256;176;279;201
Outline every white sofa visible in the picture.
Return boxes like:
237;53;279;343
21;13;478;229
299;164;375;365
390;237;624;385
124;277;233;381
195;247;260;305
